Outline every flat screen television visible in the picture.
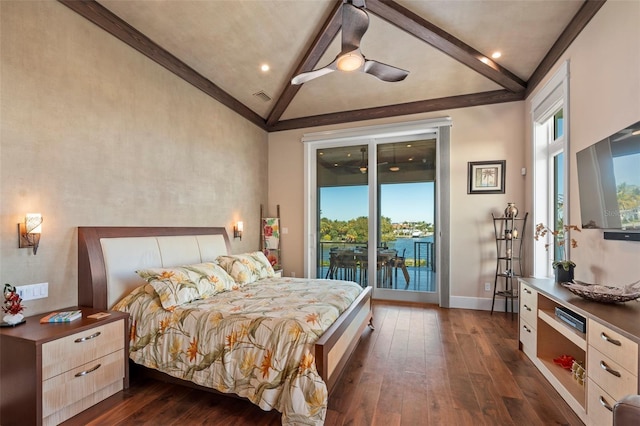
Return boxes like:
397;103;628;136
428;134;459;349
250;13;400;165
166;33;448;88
576;120;640;238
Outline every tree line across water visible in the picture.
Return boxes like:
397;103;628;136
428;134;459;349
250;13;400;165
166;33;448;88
319;216;434;244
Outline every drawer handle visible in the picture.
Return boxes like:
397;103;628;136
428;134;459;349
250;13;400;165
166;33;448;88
599;395;613;412
74;331;101;343
74;363;101;377
523;304;532;312
523;288;532;294
600;360;622;377
600;332;622;346
523;325;531;333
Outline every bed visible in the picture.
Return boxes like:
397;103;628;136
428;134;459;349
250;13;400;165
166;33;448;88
77;226;373;425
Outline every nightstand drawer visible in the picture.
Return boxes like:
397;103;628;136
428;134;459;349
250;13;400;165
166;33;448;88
587;347;637;401
588;320;637;375
42;320;124;380
42;349;124;419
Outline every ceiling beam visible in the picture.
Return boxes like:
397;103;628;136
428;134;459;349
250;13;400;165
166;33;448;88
526;0;606;97
58;0;267;131
266;0;343;128
268;90;524;132
365;0;527;93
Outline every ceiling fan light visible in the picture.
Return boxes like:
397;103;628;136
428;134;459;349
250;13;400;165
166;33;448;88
337;53;364;71
359;166;367;174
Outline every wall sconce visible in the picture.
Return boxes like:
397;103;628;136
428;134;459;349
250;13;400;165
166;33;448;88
18;213;43;255
234;221;243;240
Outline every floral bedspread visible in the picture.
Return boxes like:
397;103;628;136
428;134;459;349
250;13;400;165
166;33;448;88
113;277;363;425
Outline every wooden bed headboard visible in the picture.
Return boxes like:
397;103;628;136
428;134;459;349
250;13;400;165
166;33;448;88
78;227;231;310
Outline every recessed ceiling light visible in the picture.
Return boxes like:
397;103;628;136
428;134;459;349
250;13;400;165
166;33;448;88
406;144;412;147
491;51;502;59
261;64;270;72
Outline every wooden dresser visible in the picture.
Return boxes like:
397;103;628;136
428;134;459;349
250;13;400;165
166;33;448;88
0;308;129;426
519;278;640;425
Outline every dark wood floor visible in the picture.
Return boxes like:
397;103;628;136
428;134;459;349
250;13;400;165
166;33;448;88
68;302;584;426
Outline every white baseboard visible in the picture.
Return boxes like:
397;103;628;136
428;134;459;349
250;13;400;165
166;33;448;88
449;296;519;313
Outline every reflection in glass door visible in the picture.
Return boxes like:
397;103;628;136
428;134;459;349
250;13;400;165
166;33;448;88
377;140;437;297
316;145;370;286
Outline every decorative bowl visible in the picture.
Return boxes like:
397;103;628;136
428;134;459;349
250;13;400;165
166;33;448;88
560;280;640;304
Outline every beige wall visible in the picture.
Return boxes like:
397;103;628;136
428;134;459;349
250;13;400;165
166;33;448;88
268;101;526;303
0;1;268;315
269;0;640;303
524;0;640;285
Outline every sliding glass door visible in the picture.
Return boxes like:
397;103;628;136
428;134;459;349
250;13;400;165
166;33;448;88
314;136;438;303
317;144;370;286
377;139;437;298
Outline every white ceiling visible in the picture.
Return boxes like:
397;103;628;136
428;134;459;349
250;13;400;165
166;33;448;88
86;0;589;130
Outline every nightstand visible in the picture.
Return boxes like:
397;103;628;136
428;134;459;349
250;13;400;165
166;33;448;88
0;308;129;426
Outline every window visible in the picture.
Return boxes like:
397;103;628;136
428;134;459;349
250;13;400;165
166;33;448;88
531;61;569;278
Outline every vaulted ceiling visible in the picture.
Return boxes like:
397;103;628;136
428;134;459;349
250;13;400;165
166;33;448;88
59;0;605;132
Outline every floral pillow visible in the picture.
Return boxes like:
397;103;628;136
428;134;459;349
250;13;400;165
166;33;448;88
136;262;236;310
216;251;275;285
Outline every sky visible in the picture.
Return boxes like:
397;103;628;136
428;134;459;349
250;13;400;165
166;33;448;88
320;182;435;223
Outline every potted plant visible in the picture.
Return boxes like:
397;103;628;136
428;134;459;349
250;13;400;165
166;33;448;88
534;223;581;283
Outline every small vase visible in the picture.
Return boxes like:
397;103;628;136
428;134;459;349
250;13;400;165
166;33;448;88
504;203;519;218
3;313;24;325
555;265;575;284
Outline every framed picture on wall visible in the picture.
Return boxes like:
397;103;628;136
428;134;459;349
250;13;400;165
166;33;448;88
468;160;506;194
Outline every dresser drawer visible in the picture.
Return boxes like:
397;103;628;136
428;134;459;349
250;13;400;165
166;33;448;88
588;346;637;401
588;319;638;376
519;295;537;326
42;320;124;380
587;378;614;426
42;349;124;418
520;281;537;311
520;318;536;357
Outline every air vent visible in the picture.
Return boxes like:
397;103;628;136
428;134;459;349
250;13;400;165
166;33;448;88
252;90;272;102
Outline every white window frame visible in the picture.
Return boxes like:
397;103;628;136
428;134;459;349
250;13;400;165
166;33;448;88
531;61;570;278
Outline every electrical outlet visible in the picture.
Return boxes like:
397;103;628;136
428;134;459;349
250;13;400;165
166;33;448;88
16;282;48;301
484;282;491;292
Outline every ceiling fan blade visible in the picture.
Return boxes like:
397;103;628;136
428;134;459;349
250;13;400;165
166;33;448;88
363;60;409;82
341;3;369;52
291;61;337;85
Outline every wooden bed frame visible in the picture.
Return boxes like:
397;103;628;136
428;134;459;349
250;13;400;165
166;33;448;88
77;226;373;395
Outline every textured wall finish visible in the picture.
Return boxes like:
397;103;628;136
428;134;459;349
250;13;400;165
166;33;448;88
0;1;268;315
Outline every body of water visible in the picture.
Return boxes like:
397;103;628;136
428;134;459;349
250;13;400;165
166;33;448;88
318;235;434;265
386;236;434;260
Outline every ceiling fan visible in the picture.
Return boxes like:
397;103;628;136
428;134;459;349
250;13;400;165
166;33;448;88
346;147;387;174
291;1;409;85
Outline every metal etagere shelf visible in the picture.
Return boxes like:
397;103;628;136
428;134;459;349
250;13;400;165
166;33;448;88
491;212;528;315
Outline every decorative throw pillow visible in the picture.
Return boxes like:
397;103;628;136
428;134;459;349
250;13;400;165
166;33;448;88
216;251;275;285
136;262;236;310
